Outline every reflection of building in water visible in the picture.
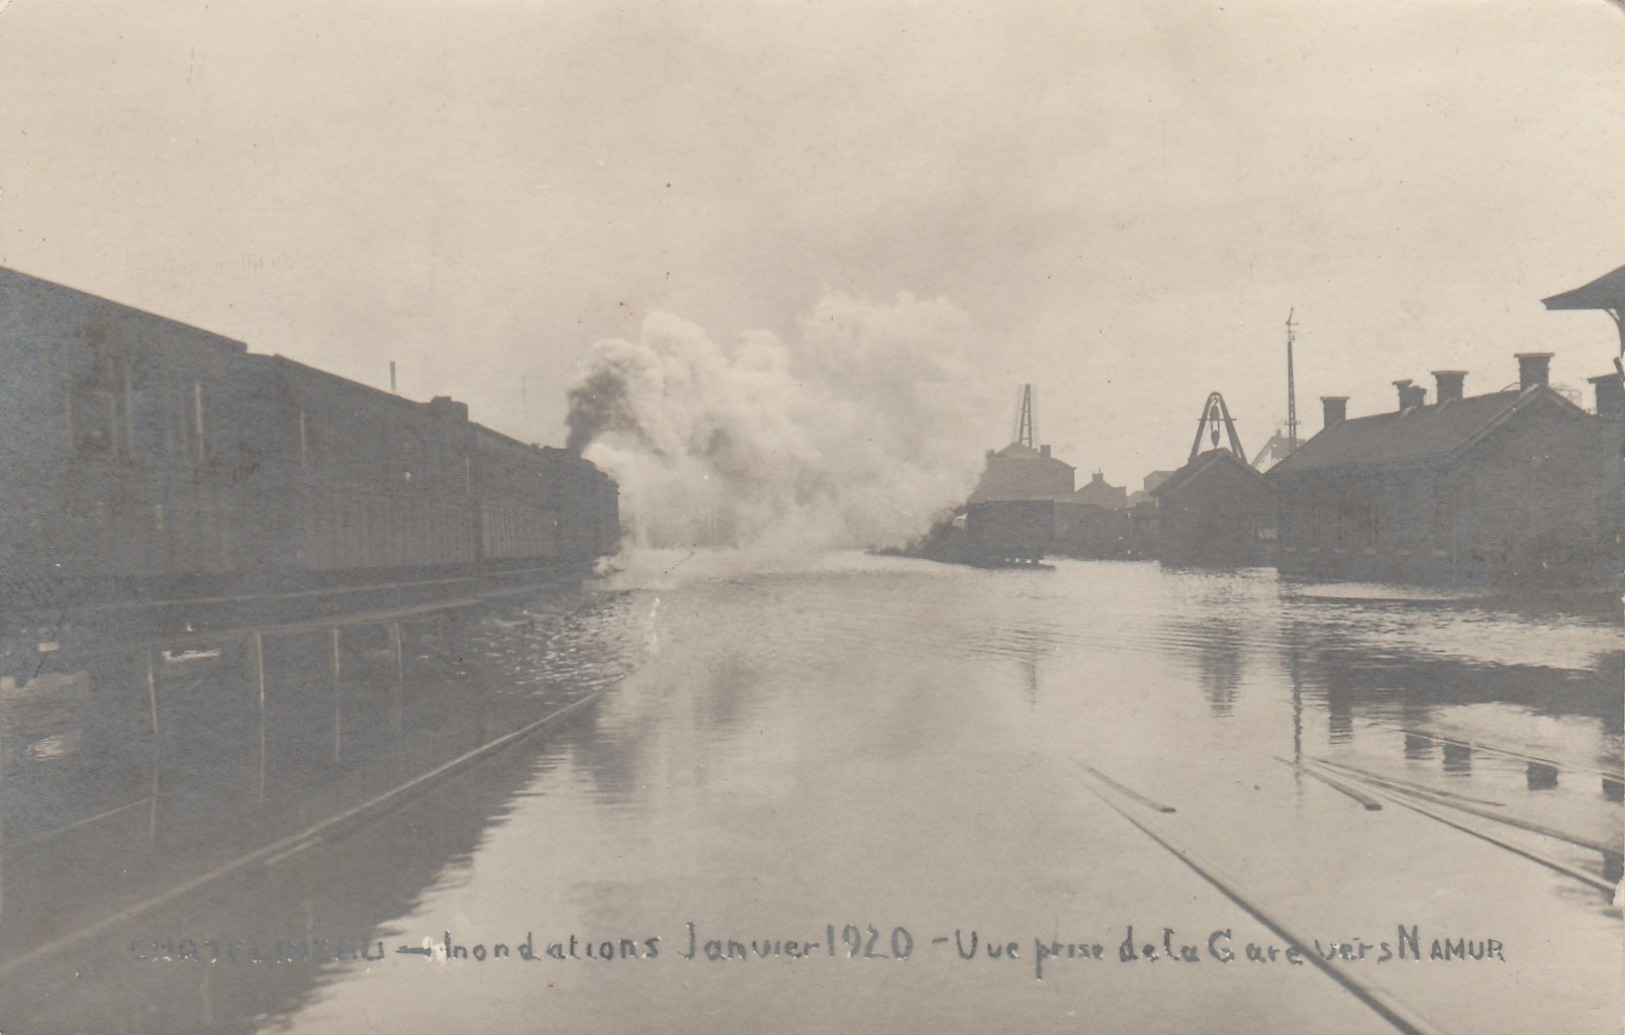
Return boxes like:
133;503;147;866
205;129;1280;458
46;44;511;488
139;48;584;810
1441;740;1473;775
1161;599;1249;718
1196;623;1244;718
0;591;625;1032
1281;602;1624;789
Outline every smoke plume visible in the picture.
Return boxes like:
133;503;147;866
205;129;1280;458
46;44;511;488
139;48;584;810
564;292;995;559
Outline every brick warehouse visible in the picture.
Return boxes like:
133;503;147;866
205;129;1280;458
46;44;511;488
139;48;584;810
1267;354;1622;587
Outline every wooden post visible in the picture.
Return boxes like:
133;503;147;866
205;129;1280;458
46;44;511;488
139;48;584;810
388;621;404;735
146;650;159;844
331;626;342;764
146;650;159;738
253;631;267;803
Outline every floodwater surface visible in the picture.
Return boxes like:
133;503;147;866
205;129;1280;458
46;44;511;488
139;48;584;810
0;555;1619;1034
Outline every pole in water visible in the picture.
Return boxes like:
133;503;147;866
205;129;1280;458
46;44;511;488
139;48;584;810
253;631;267;803
389;622;404;735
1285;308;1299;451
145;649;159;844
331;626;342;764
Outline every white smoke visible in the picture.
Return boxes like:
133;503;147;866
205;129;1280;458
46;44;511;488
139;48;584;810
565;291;996;566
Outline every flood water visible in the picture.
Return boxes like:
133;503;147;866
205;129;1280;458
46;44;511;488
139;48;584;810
0;554;1620;1034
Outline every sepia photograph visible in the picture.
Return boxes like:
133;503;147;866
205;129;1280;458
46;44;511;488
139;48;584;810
0;1;1621;1032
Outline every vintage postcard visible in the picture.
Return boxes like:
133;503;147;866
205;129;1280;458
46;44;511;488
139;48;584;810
0;2;1620;1033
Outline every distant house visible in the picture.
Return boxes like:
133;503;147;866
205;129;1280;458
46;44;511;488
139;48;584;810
1151;449;1277;567
1267;355;1620;586
968;442;1075;502
1143;470;1177;494
1072;470;1128;509
1250;431;1297;473
1052;471;1137;559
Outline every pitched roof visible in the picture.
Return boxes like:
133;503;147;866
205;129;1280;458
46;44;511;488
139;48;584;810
1542;264;1625;311
992;441;1075;469
1249;430;1296;471
1150;448;1265;497
1267;387;1591;476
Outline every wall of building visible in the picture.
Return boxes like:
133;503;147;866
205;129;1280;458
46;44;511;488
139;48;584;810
1274;397;1609;585
1157;458;1276;567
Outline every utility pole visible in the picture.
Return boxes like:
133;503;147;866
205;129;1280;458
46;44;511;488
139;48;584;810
1285;309;1299;451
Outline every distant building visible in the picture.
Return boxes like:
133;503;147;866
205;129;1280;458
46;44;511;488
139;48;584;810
963;498;1060;564
1051;471;1137;559
1267;355;1620;586
1072;471;1128;509
1151;449;1277;567
1142;470;1177;494
969;442;1075;502
1250;431;1297;473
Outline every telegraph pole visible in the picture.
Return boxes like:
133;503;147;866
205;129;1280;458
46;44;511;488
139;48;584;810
1285;309;1299;451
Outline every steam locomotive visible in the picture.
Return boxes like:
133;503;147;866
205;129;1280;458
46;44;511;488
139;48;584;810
0;268;620;648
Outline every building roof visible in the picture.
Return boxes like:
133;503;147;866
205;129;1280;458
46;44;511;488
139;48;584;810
1073;471;1128;509
991;441;1075;469
1143;470;1176;492
1249;430;1296;472
0;265;248;352
1542;264;1625;311
1266;386;1587;476
1151;448;1267;497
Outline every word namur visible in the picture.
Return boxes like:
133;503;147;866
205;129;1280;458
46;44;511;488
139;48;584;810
1040;926;1505;982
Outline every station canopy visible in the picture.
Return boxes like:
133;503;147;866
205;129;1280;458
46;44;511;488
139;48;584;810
1541;264;1625;311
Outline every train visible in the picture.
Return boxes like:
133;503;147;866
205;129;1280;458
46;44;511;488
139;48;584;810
0;267;620;651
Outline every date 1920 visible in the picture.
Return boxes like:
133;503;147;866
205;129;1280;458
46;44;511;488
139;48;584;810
676;923;914;961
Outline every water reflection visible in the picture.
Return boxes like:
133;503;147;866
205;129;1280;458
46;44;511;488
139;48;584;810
0;587;643;1033
0;561;1619;1034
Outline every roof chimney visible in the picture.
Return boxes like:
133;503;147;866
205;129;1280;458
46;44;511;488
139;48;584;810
1432;370;1466;405
1322;396;1348;429
1392;379;1428;411
1516;352;1552;391
1040;444;1051;458
427;395;469;422
1590;371;1624;424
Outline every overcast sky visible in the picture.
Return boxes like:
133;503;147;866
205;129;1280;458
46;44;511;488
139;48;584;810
2;0;1622;484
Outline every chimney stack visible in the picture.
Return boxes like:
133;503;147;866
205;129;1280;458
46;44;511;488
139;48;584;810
1432;370;1467;405
1040;444;1051;458
1393;379;1426;410
1590;372;1624;424
1322;396;1348;429
1516;352;1552;391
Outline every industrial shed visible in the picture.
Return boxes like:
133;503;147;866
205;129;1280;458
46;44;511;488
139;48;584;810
1150;449;1276;567
1268;355;1619;586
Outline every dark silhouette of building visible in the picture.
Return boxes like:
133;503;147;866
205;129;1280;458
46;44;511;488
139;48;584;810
1268;354;1619;586
969;441;1076;502
1151;449;1277;567
1072;470;1127;509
